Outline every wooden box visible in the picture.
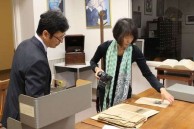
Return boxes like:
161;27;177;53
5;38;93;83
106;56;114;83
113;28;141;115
65;35;85;65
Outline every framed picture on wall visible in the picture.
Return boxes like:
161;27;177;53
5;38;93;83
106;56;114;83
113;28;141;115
144;0;153;15
185;15;194;25
85;0;111;28
48;0;64;13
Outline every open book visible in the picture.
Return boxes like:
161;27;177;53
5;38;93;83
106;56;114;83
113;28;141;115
157;59;194;71
91;103;159;128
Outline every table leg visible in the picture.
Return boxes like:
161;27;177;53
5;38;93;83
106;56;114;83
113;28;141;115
77;69;80;79
163;79;165;85
188;80;192;86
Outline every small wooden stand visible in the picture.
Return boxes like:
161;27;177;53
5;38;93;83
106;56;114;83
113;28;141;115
155;67;194;86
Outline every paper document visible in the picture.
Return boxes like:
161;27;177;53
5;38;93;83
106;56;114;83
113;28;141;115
113;104;159;118
102;125;137;129
135;97;170;108
91;103;159;128
102;125;120;129
91;113;100;120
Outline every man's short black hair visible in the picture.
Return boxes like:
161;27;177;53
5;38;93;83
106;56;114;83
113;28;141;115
36;10;69;37
112;18;138;44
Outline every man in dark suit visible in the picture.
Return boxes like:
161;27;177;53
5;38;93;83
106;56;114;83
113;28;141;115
1;10;69;128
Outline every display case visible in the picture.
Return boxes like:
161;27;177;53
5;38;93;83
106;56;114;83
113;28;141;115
145;20;182;61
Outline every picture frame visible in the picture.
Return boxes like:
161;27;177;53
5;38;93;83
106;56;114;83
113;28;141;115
48;0;64;13
144;0;153;15
185;15;194;25
85;0;111;28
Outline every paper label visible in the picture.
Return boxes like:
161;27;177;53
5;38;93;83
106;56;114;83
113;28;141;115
19;103;35;117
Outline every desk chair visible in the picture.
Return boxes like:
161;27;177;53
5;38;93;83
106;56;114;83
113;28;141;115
0;79;9;121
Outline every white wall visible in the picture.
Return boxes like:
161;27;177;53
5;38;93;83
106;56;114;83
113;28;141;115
14;0;132;61
63;0;131;89
179;0;194;58
12;0;132;89
64;0;131;61
19;0;35;40
132;63;155;94
13;0;35;47
12;0;184;92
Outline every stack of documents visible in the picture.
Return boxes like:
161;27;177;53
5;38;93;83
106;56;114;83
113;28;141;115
95;104;159;128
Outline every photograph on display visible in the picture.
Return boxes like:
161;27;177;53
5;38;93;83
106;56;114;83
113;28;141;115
144;0;153;15
48;0;64;13
85;0;111;28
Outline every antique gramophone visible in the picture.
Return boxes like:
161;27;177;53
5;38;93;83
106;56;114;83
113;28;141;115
65;34;85;65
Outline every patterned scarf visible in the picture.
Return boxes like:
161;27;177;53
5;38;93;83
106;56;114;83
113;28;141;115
103;40;132;110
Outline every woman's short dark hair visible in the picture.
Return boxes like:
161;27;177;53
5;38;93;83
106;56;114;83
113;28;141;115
36;10;69;37
112;18;138;44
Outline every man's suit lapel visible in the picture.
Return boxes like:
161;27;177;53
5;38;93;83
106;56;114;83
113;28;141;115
31;36;47;57
31;36;51;94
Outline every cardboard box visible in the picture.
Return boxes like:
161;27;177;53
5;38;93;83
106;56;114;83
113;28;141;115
167;83;194;103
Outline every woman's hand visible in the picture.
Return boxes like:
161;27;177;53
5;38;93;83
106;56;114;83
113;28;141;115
160;87;174;104
95;67;104;79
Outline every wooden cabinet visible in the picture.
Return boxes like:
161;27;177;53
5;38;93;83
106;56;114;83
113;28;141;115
0;0;14;70
145;20;182;61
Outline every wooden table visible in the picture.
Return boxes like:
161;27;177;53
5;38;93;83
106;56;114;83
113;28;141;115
155;67;194;86
75;88;194;129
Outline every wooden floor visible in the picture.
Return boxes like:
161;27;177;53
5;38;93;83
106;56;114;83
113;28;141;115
0;69;10;80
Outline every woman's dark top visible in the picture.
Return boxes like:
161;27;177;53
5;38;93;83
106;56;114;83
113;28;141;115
90;40;163;104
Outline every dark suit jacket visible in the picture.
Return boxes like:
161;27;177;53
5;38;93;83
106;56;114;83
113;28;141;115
1;36;51;127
